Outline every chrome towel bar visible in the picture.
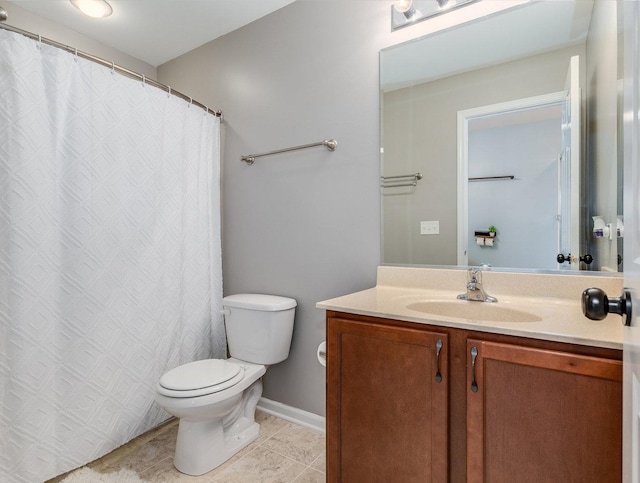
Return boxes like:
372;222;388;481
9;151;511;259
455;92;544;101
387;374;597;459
241;139;337;165
381;172;423;188
468;175;515;181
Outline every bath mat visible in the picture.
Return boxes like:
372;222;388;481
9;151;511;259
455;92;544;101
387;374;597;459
61;467;145;482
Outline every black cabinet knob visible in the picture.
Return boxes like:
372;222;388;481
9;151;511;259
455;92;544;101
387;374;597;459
580;254;593;265
581;287;632;326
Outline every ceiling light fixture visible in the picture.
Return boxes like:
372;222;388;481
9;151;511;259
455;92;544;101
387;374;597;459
391;0;478;30
70;0;113;19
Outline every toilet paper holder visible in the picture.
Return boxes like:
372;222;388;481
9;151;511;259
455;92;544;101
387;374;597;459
317;341;327;367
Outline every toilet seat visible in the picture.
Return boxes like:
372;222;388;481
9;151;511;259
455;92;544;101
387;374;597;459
158;359;245;398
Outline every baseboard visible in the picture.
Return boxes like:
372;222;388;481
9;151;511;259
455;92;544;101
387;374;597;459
257;397;326;433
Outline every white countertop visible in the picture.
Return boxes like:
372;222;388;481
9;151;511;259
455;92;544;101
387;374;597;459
317;266;624;350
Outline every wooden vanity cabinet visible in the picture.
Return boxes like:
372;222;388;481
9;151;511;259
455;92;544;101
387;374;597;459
326;311;622;483
467;339;622;483
326;315;449;482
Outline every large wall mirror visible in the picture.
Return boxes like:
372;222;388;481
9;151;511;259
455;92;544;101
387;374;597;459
380;0;623;272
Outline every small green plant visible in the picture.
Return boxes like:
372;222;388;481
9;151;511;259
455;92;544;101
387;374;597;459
488;225;497;235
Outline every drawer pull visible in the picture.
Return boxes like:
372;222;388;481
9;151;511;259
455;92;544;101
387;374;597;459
470;346;479;393
435;339;443;383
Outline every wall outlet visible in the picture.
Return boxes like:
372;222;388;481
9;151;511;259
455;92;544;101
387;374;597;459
420;221;439;235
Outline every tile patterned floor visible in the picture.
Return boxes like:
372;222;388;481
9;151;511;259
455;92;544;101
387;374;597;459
51;411;326;482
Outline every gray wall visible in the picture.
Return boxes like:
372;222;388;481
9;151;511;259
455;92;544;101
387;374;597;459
156;0;485;416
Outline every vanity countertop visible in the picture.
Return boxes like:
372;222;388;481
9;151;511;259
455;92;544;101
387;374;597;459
317;266;624;350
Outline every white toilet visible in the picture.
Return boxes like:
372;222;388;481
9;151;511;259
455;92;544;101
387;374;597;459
154;293;296;476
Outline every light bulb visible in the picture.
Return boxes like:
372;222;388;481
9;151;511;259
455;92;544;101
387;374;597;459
70;0;113;18
394;0;413;13
394;0;417;19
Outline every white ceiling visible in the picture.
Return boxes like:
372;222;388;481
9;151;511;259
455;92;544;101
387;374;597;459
5;0;297;66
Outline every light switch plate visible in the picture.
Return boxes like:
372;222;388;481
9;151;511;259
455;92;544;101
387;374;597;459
420;221;439;235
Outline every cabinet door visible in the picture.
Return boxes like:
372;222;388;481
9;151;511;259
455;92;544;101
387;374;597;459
466;339;622;483
327;317;448;483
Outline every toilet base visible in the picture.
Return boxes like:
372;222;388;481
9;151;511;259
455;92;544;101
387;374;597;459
174;418;259;475
172;379;263;476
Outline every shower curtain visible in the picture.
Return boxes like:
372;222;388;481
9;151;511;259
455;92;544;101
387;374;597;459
0;30;225;482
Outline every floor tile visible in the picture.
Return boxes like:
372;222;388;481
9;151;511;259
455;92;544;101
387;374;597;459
254;411;290;443
91;425;177;474
310;451;326;474
292;467;326;483
210;446;307;483
52;411;326;483
261;423;326;466
139;456;221;482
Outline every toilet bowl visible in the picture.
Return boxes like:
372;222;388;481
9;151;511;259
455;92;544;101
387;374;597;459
155;358;266;475
154;294;296;476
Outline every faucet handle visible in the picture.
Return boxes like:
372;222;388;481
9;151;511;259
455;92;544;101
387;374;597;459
469;267;481;282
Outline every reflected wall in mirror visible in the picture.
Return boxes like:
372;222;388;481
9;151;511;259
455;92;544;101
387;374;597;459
380;0;623;272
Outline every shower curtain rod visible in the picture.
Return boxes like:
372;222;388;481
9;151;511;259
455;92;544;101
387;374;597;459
0;22;223;119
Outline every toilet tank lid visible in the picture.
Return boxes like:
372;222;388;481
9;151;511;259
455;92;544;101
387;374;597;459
222;294;297;311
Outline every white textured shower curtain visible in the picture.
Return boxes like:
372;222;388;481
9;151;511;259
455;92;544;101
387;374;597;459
0;30;225;482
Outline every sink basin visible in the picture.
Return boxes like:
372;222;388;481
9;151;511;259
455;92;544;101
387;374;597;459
406;300;543;323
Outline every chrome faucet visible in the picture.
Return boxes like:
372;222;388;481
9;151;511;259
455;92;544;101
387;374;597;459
457;268;497;302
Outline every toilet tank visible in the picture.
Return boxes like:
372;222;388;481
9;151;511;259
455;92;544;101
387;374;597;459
222;294;296;365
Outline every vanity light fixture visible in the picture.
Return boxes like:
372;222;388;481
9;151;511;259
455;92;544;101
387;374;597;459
391;0;479;30
70;0;113;18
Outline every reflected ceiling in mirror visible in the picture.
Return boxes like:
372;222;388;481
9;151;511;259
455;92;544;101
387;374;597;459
383;1;593;90
380;0;623;273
